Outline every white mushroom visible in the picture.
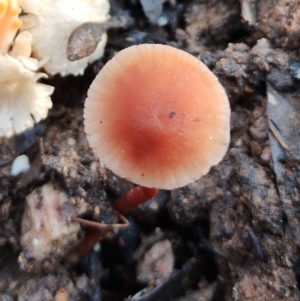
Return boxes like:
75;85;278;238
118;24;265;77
0;0;22;54
20;0;110;76
0;31;53;137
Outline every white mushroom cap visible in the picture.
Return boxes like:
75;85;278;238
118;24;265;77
20;0;110;76
0;30;54;137
0;50;53;137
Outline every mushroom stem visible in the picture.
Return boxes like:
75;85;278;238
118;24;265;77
113;186;159;216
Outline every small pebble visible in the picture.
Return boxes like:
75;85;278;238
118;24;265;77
54;288;69;301
93;242;101;253
11;155;30;176
76;274;89;291
157;15;168;26
137;239;174;285
289;62;300;80
67;138;76;146
260;146;272;163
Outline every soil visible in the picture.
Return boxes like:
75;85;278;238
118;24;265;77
1;0;300;300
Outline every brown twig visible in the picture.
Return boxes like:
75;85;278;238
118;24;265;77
66;213;129;262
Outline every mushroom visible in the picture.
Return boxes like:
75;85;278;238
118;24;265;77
0;0;22;54
0;31;54;137
84;44;230;191
20;0;110;76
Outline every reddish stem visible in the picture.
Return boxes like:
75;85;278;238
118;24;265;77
113;186;158;215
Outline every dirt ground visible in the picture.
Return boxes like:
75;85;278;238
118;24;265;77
1;0;300;300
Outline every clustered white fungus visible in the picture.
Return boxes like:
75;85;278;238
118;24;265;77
0;0;54;137
0;31;54;137
20;0;110;76
0;0;110;137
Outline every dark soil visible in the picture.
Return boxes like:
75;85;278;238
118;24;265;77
1;0;300;300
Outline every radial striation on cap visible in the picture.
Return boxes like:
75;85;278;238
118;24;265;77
84;44;230;190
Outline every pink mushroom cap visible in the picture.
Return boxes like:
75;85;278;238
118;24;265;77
84;44;230;189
